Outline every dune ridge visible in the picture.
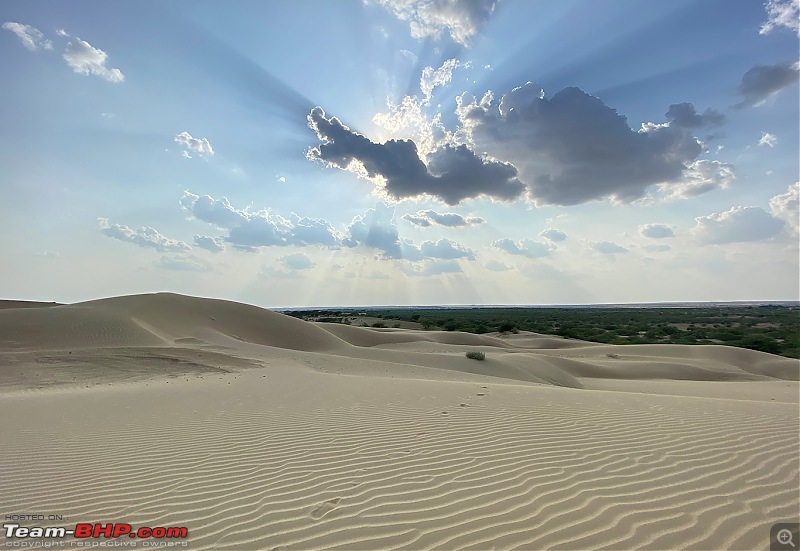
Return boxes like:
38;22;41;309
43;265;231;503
1;293;798;550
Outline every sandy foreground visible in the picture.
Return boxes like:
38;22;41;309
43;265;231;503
0;293;798;551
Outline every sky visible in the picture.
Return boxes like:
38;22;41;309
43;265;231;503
1;0;799;307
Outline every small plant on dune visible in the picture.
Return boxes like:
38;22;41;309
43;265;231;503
465;351;485;361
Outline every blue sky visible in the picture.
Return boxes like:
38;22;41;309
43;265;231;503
1;0;798;307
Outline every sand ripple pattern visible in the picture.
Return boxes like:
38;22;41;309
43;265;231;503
1;376;797;551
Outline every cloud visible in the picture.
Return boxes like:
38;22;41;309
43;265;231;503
665;103;725;128
63;38;124;82
485;259;513;271
693;206;785;244
372;95;449;158
154;254;212;272
343;202;406;258
758;132;778;147
539;228;567;242
193;235;225;253
591;241;628;254
492;238;551;258
401;259;462;276
34;251;60;259
655;159;734;200
280;252;315;270
366;0;497;46
260;266;298;279
420;58;459;103
308;106;525;205
180;191;341;249
181;192;246;228
175;132;214;157
733;62;799;109
420;238;476;259
401;209;484;227
760;0;800;36
457;83;715;206
2;22;52;51
769;182;799;234
98;218;190;252
642;244;671;253
639;224;675;238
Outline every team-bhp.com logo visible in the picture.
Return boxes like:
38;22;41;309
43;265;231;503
4;523;188;539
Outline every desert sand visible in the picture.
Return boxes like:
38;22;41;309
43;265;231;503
1;293;798;550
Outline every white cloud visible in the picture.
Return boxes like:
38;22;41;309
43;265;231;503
420;58;459;103
98;218;190;252
642;244;671;253
372;95;450;158
367;0;497;46
193;235;225;253
180;191;341;249
539;228;567;242
420;237;476;260
758;132;778;147
485;259;513;271
63;38;124;82
154;254;212;272
175;132;214;157
760;0;800;36
492;238;551;258
693;206;785;245
656;160;734;201
401;209;484;227
639;224;675;239
34;251;60;259
280;252;315;270
591;241;628;254
260;266;299;279
401;259;462;276
769;182;799;234
2;22;52;51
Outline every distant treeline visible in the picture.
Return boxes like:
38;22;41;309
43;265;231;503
283;306;800;359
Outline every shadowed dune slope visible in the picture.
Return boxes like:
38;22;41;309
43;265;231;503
0;293;347;352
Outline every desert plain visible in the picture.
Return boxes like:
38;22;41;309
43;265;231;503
0;293;798;550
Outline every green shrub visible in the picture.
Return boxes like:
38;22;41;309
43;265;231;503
465;351;485;361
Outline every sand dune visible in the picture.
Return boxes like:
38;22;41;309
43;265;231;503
1;293;798;550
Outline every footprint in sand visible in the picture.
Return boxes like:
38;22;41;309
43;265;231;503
310;497;342;519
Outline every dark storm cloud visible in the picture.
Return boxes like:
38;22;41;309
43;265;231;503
733;61;799;109
307;107;525;205
458;83;717;206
